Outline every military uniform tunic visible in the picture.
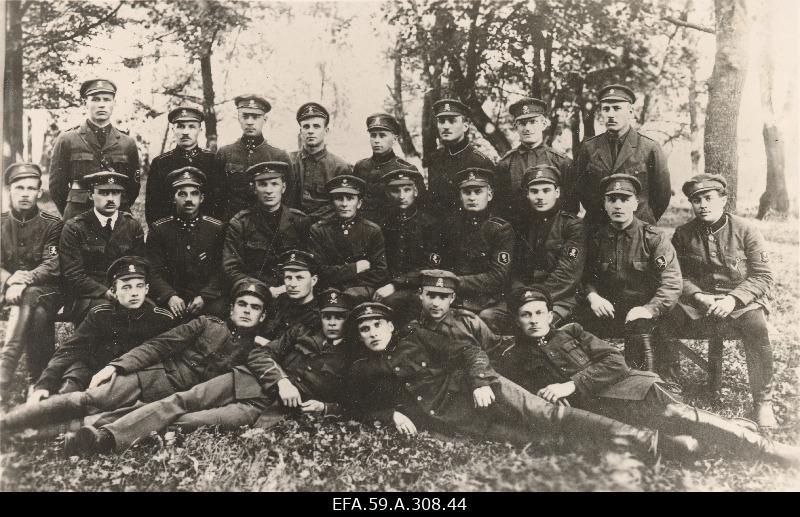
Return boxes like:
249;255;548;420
495;143;573;217
1;208;63;299
426;138;494;216
352;151;419;221
379;206;442;287
48;121;141;220
288;147;352;215
259;296;321;341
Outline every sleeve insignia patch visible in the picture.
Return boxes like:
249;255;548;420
48;245;58;257
655;255;667;270
498;252;510;265
567;247;579;260
761;251;769;263
429;253;441;266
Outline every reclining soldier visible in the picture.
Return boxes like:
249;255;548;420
493;287;800;468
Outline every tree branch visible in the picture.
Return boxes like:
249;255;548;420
661;16;714;34
28;2;125;47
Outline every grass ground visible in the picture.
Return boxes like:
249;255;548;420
0;197;798;491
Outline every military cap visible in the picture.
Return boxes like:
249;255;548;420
84;171;128;191
682;174;728;198
234;94;271;114
433;98;469;118
598;84;636;104
511;286;552;310
279;249;317;272
366;112;400;134
166;166;206;190
107;256;148;284
326;175;365;196
247;161;290;182
455;167;494;189
381;168;423;188
350;302;393;322
523;165;560;187
419;269;459;293
600;173;641;196
230;278;270;303
80;79;117;98
168;105;204;124
319;288;352;313
509;97;547;121
297;102;329;123
4;162;42;186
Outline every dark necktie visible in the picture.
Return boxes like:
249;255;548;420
609;134;619;163
104;217;113;238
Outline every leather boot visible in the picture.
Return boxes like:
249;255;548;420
0;392;85;434
625;334;655;371
24;305;55;382
0;305;26;396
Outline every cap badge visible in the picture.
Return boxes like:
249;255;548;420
364;307;373;315
444;103;451;112
342;178;348;185
609;88;616;94
468;172;476;181
128;265;136;273
248;284;256;292
524;290;533;299
614;182;621;190
180;110;187;117
182;172;191;179
535;170;543;178
435;278;444;288
330;292;337;301
290;253;296;261
522;105;530;114
108;177;115;184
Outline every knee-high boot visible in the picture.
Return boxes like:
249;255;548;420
24;305;55;382
0;305;30;395
625;334;655;371
0;392;86;434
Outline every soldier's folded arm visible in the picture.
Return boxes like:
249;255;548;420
144;232;179;303
358;233;389;286
221;216;252;286
28;218;64;285
456;223;513;296
308;226;360;282
246;327;300;390
729;226;773;307
566;323;628;396
643;232;682;318
60;223;109;299
671;231;705;300
541;217;586;304
107;317;205;374
48;136;70;215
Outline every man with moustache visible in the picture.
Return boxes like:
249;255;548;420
569;85;671;227
352;113;420;221
147;167;227;320
49;79;141;221
59;171;146;323
288;102;352;218
145;106;220;226
0;164;64;403
216;95;291;220
258;250;322;340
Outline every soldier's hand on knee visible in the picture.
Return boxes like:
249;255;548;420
355;260;371;273
374;284;395;301
473;385;496;408
187;296;205;315
707;295;736;318
692;293;715;311
392;411;417;435
587;293;615;319
300;399;325;413
168;296;187;318
27;389;49;404
7;270;32;286
277;378;302;407
90;365;118;389
3;284;25;304
537;381;576;404
625;306;653;323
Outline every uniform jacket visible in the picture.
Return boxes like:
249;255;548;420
145;146;221;225
494;324;661;402
59;210;146;300
495;143;573;217
309;215;389;290
259;296;321;341
48;121;141;216
223;204;310;287
511;209;585;318
146;214;226;304
570;130;671;225
1;208;63;289
216;136;292;220
672;213;772;318
353;151;419;220
288;147;352;215
34;300;175;393
584;217;681;318
440;210;513;310
108;315;259;394
378;205;443;286
426;138;495;216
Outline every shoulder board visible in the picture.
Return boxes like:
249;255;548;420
557;210;578;220
66;125;80;133
201;215;224;227
499;148;518;161
204;315;226;325
90;304;114;314
72;211;93;223
117;127;130;135
39;210;62;222
234;208;255;219
287;207;308;217
547;147;569;159
157;148;177;158
153;307;176;320
120;211;135;219
152;216;174;227
469;146;493;162
637;131;656;143
360;218;382;230
453;307;479;320
394;157;416;168
487;216;510;226
584;133;604;143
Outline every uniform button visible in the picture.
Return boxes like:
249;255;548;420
708;235;715;242
479;373;485;378
710;251;717;257
416;395;422;401
387;355;391;360
307;366;312;371
296;376;302;382
394;366;400;372
405;382;411;387
429;410;435;415
186;245;191;250
421;362;426;367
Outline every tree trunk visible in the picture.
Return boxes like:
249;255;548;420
688;45;701;174
703;0;749;212
200;51;218;152
3;0;24;172
392;47;419;158
421;88;439;169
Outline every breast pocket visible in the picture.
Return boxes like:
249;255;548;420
70;152;98;178
562;342;590;368
85;244;106;261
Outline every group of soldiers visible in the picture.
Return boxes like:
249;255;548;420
0;78;797;468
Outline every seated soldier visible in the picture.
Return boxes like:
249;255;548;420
373;169;441;324
309;175;388;302
439;168;514;333
65;288;354;456
223;161;309;298
493;287;799;468
0;280;268;438
1;163;64;403
29;257;176;399
578;174;681;371
509;165;585;328
345;289;691;463
259;249;321;340
59;171;146;323
147;167;227;320
662;174;778;428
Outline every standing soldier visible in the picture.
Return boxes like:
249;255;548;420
0;164;64;403
216;95;291;220
59;171;146;323
426;98;494;217
309;175;388;302
352;113;420;221
495;98;573;218
49;79;141;221
222;162;309;296
664;175;777;428
147;167;227;320
569;84;671;227
145;106;220;226
288;102;352;218
439;168;514;333
510;165;585;328
580;174;681;371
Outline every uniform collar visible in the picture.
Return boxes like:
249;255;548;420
390;204;419;221
445;136;470;155
241;134;265;149
604;217;640;239
372;149;396;164
420;310;456;330
700;212;728;234
460;208;489;224
300;146;328;160
87;119;112;133
176;214;200;229
177;145;200;159
9;206;39;223
519;142;545;153
530;205;559;221
94;209;119;229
